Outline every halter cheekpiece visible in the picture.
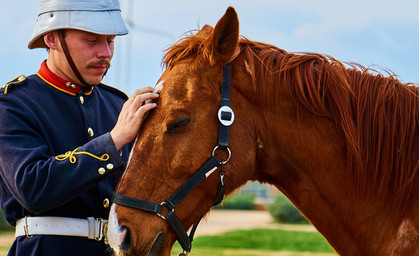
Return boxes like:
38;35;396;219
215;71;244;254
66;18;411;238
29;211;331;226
112;62;234;255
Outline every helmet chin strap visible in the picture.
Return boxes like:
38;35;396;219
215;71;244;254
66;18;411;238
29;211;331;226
58;30;90;87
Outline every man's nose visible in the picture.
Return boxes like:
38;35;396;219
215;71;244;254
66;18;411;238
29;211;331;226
97;41;113;58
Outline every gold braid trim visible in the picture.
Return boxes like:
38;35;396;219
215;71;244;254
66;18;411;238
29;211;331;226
55;147;110;164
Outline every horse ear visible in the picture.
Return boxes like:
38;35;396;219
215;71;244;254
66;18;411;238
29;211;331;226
208;6;239;63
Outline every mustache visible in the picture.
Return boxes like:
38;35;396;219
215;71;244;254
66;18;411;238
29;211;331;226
87;59;111;69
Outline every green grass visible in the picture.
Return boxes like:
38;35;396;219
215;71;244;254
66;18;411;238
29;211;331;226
0;230;13;256
0;228;336;256
172;228;335;255
0;247;9;256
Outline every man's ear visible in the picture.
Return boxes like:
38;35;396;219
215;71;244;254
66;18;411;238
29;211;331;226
43;31;60;50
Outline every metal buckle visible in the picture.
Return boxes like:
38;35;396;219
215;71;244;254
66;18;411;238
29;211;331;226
103;221;109;245
95;218;104;242
23;216;33;239
218;106;235;126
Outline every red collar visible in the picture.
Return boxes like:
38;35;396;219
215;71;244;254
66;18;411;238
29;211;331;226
36;61;93;96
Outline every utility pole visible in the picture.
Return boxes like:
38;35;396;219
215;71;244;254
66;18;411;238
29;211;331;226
125;0;133;92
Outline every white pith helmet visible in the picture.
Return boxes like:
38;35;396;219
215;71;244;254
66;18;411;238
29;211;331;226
29;0;129;49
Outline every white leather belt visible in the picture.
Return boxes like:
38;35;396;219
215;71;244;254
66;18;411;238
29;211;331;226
15;217;108;243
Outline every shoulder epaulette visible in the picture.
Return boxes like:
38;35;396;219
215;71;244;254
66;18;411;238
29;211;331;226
97;83;128;100
1;75;27;94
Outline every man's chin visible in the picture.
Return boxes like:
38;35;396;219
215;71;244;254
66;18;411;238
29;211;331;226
83;76;104;86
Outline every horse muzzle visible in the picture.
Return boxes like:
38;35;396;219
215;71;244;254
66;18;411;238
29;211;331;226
108;204;171;256
108;204;131;256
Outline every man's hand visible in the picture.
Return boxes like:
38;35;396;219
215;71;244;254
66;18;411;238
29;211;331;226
110;87;159;151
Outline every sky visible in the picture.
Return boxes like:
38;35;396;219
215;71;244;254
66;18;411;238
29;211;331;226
1;0;418;95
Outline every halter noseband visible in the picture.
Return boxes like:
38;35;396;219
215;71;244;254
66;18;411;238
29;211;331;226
112;62;234;255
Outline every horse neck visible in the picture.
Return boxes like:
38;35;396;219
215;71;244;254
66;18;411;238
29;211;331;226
248;81;413;255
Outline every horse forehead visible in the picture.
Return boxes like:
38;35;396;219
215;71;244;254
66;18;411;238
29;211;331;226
163;75;194;101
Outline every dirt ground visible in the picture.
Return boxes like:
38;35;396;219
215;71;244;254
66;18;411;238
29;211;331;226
195;209;317;236
0;234;13;246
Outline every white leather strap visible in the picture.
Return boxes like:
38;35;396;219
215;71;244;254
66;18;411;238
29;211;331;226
15;217;108;241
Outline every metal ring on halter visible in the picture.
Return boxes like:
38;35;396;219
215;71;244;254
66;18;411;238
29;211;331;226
156;212;166;220
157;202;175;220
212;146;231;165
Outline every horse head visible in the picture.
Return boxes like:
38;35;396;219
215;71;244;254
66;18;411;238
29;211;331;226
108;7;258;256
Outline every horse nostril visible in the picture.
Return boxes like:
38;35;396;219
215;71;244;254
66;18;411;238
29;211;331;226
120;226;132;253
118;225;126;233
149;232;165;256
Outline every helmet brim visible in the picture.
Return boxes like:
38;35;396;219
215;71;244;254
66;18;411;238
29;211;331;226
28;10;129;49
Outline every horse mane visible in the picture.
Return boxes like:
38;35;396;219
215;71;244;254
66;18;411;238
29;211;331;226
249;42;418;208
163;29;419;209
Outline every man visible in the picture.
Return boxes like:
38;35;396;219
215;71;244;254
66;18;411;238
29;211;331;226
0;0;158;255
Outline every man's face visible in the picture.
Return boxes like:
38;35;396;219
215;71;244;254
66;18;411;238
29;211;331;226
61;29;116;85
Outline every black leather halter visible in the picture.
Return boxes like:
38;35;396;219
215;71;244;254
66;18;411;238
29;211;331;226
112;62;234;255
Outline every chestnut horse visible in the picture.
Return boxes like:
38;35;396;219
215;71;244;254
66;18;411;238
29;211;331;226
108;7;419;256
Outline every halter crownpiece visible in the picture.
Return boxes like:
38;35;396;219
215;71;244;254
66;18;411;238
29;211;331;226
29;0;128;49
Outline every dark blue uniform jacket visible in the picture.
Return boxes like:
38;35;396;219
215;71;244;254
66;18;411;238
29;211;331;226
0;61;131;256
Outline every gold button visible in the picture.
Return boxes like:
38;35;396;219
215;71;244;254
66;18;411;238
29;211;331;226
79;96;84;104
98;167;106;175
65;82;71;88
87;127;94;137
106;163;114;170
103;198;110;208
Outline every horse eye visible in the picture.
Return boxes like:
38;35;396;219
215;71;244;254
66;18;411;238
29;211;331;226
167;118;190;133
